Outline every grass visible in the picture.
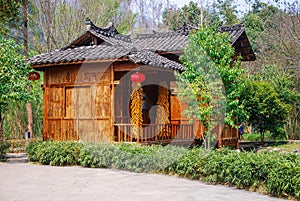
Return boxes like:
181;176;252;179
269;142;300;152
241;132;284;142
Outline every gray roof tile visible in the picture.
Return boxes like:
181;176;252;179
129;50;185;71
29;19;254;68
29;45;129;65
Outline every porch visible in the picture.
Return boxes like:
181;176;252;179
114;123;239;148
114;123;194;145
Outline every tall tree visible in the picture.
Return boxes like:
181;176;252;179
176;26;245;148
33;0;137;52
0;35;31;139
213;0;239;25
243;0;300;139
163;1;215;30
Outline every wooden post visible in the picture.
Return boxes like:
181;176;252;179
218;124;223;149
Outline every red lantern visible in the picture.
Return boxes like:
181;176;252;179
130;72;145;83
28;72;40;81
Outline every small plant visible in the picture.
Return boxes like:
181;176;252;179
0;141;10;161
26;140;83;166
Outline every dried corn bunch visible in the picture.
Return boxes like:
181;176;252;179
130;82;143;139
156;82;170;137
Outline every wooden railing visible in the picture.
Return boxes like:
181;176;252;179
114;124;194;144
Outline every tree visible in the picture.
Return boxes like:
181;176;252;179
33;0;137;52
176;26;245;148
243;1;300;139
0;0;22;36
240;81;289;145
212;0;239;25
162;1;215;30
0;35;31;139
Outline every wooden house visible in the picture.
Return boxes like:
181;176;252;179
29;19;255;148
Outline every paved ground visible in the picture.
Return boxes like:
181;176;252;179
0;154;284;201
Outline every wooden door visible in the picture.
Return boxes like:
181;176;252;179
63;85;112;142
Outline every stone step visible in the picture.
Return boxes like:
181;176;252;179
6;153;28;163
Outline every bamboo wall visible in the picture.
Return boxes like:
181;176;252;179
41;61;238;147
43;63;113;141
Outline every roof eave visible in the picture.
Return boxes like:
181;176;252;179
31;57;130;69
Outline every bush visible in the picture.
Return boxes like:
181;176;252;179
168;148;300;199
79;143;117;168
26;140;83;166
6;138;42;153
0;141;10;161
79;143;187;173
26;141;300;199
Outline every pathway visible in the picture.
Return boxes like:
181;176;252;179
0;156;284;201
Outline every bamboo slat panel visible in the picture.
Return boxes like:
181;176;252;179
43;64;113;142
95;120;111;142
46;120;61;140
62;120;77;140
78;120;94;141
95;85;111;117
65;87;77;117
47;87;63;117
45;64;111;85
78;87;92;117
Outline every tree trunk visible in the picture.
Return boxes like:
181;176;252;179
23;0;28;58
14;109;25;135
0;112;3;140
26;103;33;138
260;131;264;147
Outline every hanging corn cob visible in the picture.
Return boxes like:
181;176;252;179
130;72;145;140
156;82;170;137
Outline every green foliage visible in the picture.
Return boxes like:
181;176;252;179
177;26;245;140
26;141;300;199
79;142;187;173
162;1;224;30
0;0;22;35
241;1;299;140
242;132;275;142
0;35;31;114
26;141;83;166
0;140;10;161
240;81;290;142
243;2;280;53
169;148;300;199
79;143;117;168
213;0;239;25
4;138;41;153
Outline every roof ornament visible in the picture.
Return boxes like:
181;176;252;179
104;22;119;37
86;18;96;31
86;18;119;37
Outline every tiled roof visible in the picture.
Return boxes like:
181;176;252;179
129;50;185;71
218;23;245;44
29;19;254;68
133;32;188;52
29;45;130;65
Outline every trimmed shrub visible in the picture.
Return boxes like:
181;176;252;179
26;140;83;166
0;141;10;161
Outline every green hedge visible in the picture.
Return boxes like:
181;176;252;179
0;141;10;161
26;141;300;199
26;140;83;166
